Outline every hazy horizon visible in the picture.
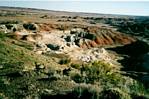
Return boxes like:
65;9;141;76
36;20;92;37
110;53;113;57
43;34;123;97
0;1;149;16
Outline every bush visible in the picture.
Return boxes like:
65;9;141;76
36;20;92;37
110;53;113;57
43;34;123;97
100;88;131;99
0;32;7;40
78;32;97;40
71;63;80;69
0;20;19;24
72;85;100;99
85;33;97;40
5;24;13;29
71;61;148;97
40;15;48;18
0;79;7;90
23;23;37;30
0;93;6;99
59;58;71;65
47;44;60;50
72;73;84;83
72;61;113;84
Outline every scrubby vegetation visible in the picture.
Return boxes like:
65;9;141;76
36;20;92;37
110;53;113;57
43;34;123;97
0;32;7;40
90;16;149;40
71;61;148;94
5;24;14;29
59;58;71;65
23;23;37;30
117;19;149;38
0;7;149;99
0;20;19;24
0;32;149;99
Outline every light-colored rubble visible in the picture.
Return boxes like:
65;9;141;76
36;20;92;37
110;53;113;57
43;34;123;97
0;23;118;64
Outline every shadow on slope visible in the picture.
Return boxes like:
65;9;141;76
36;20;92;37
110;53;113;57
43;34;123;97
107;40;149;87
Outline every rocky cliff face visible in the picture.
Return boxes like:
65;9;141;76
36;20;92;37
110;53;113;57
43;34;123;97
81;27;136;48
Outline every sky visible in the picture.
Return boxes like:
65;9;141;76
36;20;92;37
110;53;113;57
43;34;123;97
0;1;149;16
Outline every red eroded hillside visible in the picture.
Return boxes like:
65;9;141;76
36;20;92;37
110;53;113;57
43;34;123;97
80;26;136;48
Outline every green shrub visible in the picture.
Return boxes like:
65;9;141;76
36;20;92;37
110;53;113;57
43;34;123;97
71;63;80;69
59;58;71;65
5;24;13;29
85;33;97;40
72;84;100;99
40;15;48;18
0;79;6;90
0;93;6;99
71;61;148;98
72;61;113;84
72;73;85;83
78;32;97;40
100;88;131;99
23;23;37;30
0;32;7;40
0;20;19;24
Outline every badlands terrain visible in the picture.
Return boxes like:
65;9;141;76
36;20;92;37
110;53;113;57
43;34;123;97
0;7;149;99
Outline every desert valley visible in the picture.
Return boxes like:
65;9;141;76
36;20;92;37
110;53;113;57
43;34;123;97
0;7;149;99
